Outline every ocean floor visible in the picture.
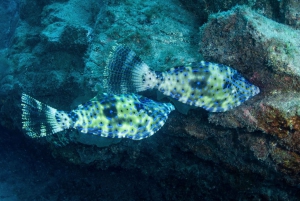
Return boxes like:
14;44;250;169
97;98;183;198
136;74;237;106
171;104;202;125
0;126;163;201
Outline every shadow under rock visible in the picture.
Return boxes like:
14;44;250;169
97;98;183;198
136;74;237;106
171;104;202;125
0;126;163;201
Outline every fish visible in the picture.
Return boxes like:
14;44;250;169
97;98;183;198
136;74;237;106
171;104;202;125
21;93;175;140
100;45;260;113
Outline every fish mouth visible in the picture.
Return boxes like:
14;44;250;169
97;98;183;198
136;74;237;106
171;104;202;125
254;86;260;95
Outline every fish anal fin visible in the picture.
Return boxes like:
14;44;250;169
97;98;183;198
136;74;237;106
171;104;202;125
171;99;192;115
157;91;167;100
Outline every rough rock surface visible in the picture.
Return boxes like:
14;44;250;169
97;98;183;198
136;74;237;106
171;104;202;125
1;0;103;129
85;0;201;92
179;0;300;29
200;6;300;81
201;6;300;182
0;0;19;48
281;0;300;29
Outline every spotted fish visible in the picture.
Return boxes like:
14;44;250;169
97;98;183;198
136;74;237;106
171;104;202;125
101;45;260;113
21;93;174;140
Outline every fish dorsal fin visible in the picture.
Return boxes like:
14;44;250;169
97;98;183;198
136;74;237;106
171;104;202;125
101;45;155;94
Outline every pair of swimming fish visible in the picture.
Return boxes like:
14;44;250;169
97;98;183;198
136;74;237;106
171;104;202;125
21;45;260;140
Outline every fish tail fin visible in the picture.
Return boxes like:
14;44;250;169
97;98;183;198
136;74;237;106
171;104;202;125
21;93;71;138
101;45;158;94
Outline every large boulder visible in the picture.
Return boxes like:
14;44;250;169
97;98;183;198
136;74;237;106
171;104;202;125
200;6;300;180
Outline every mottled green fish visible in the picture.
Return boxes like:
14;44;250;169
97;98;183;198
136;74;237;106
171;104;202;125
101;45;260;113
21;93;174;140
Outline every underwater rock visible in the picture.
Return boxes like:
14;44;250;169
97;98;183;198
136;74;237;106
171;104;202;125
19;0;46;26
200;6;300;80
41;22;90;52
209;92;300;178
40;0;101;53
0;0;19;48
201;6;300;179
200;6;300;127
178;0;292;27
84;0;201;91
281;0;300;29
49;111;300;199
1;0;103;128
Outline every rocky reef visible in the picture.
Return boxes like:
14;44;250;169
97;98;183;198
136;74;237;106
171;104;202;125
204;6;300;181
1;0;300;200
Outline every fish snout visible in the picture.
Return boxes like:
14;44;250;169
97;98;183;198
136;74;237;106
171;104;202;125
254;86;260;95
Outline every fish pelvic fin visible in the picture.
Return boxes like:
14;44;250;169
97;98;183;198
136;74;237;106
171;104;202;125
21;93;71;138
102;45;158;94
